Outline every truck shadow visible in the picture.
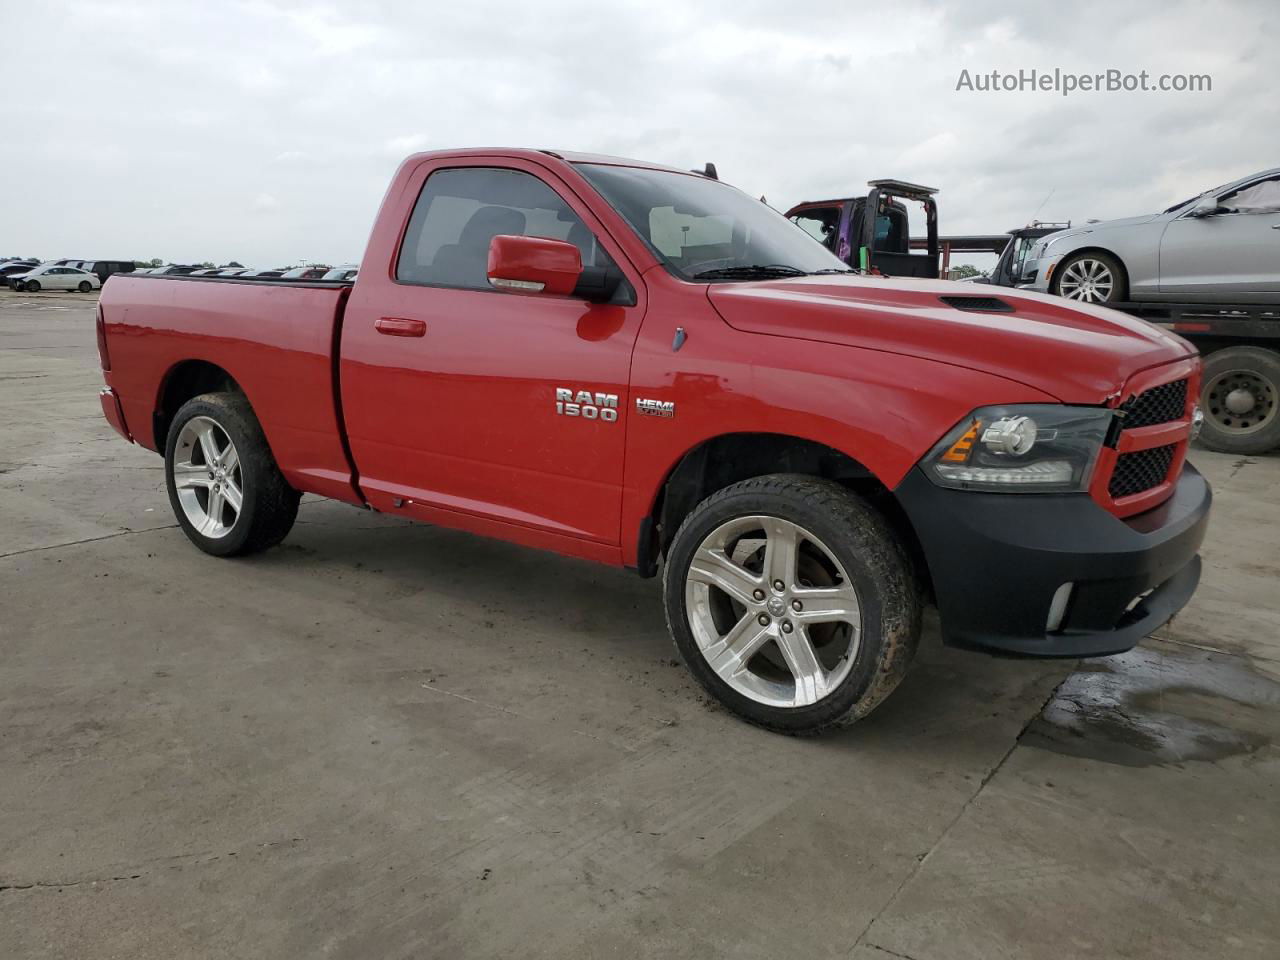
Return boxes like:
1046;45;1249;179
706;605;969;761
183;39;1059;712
233;499;1082;751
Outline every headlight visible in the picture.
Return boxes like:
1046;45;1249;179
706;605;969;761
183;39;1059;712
924;405;1113;493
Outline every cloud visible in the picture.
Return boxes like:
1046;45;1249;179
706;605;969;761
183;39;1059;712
383;134;431;156
0;0;1275;267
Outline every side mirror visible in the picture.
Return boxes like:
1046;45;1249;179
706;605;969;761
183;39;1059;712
487;235;581;296
1009;261;1022;281
1190;196;1223;218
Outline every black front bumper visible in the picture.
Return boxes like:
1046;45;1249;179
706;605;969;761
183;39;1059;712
894;462;1211;658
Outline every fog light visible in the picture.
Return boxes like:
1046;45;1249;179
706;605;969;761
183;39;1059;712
1046;582;1074;633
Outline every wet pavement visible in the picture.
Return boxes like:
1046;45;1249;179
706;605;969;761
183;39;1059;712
1024;643;1278;766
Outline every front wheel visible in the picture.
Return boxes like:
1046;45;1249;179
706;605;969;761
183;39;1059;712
1198;346;1280;454
1053;251;1126;304
165;392;300;556
663;475;921;735
25;279;40;292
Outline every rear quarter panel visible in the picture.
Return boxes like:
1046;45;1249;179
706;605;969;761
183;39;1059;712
99;276;358;503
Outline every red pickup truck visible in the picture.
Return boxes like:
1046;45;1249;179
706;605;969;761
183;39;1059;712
97;148;1211;734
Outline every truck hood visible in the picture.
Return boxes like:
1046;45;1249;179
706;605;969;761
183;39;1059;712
707;275;1195;404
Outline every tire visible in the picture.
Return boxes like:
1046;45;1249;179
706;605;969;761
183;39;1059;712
1197;346;1280;454
164;392;300;557
1052;251;1127;304
78;281;92;292
26;279;40;292
663;474;921;735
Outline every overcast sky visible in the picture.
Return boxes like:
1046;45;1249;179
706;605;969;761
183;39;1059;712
1;0;1275;268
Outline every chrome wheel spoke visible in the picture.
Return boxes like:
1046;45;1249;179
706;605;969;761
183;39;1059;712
688;547;762;607
172;461;211;489
703;614;773;682
219;444;239;472
776;628;829;706
196;422;222;466
791;584;860;625
762;518;800;587
222;477;243;514
203;486;226;534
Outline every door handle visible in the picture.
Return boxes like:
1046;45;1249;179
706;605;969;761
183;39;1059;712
375;317;426;337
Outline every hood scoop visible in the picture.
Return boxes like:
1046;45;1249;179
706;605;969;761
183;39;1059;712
938;295;1015;313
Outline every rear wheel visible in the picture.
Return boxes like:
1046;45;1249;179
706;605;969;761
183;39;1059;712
78;280;92;292
165;392;300;556
25;279;40;292
1198;346;1280;454
663;475;921;735
1053;251;1126;304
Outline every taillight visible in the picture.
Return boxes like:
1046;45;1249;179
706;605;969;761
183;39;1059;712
96;304;111;371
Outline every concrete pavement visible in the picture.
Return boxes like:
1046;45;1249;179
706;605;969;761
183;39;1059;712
2;290;1277;958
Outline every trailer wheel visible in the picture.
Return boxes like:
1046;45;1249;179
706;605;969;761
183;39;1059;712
1197;346;1280;455
663;474;921;735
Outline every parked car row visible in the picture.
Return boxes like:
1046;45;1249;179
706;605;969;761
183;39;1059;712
2;257;360;291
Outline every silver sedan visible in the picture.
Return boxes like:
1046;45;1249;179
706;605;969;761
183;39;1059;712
1019;167;1280;305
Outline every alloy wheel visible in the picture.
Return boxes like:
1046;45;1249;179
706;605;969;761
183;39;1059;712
1058;258;1114;302
684;515;862;708
172;416;243;538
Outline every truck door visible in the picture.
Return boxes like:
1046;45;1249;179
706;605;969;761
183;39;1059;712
1159;174;1280;299
340;160;646;548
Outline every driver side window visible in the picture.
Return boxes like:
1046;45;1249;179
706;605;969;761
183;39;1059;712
396;166;616;290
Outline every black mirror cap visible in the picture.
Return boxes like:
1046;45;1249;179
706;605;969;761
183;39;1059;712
572;265;635;306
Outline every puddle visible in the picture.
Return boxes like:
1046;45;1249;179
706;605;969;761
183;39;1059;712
1021;642;1280;767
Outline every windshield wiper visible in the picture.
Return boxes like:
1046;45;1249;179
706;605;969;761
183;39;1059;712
808;267;857;275
691;264;808;280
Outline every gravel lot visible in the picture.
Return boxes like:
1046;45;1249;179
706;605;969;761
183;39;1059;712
2;288;1278;959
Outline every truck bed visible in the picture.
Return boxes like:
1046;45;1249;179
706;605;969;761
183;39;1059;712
99;272;360;504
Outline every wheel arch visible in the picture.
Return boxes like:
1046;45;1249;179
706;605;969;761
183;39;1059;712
634;432;930;595
153;359;247;450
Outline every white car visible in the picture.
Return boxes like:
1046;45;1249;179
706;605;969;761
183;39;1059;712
10;264;102;293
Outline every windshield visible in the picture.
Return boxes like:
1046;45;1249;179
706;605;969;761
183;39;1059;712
576;163;851;281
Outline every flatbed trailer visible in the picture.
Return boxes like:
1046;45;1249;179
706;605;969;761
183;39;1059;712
1107;300;1280;455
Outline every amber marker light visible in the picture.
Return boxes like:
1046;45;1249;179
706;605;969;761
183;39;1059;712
941;419;981;463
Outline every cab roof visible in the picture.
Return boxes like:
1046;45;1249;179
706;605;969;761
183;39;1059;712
402;147;701;177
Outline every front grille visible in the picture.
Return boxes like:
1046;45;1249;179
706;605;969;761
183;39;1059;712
1108;444;1176;499
1119;378;1187;428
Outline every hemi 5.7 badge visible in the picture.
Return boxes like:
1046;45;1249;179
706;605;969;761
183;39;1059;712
635;397;675;418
